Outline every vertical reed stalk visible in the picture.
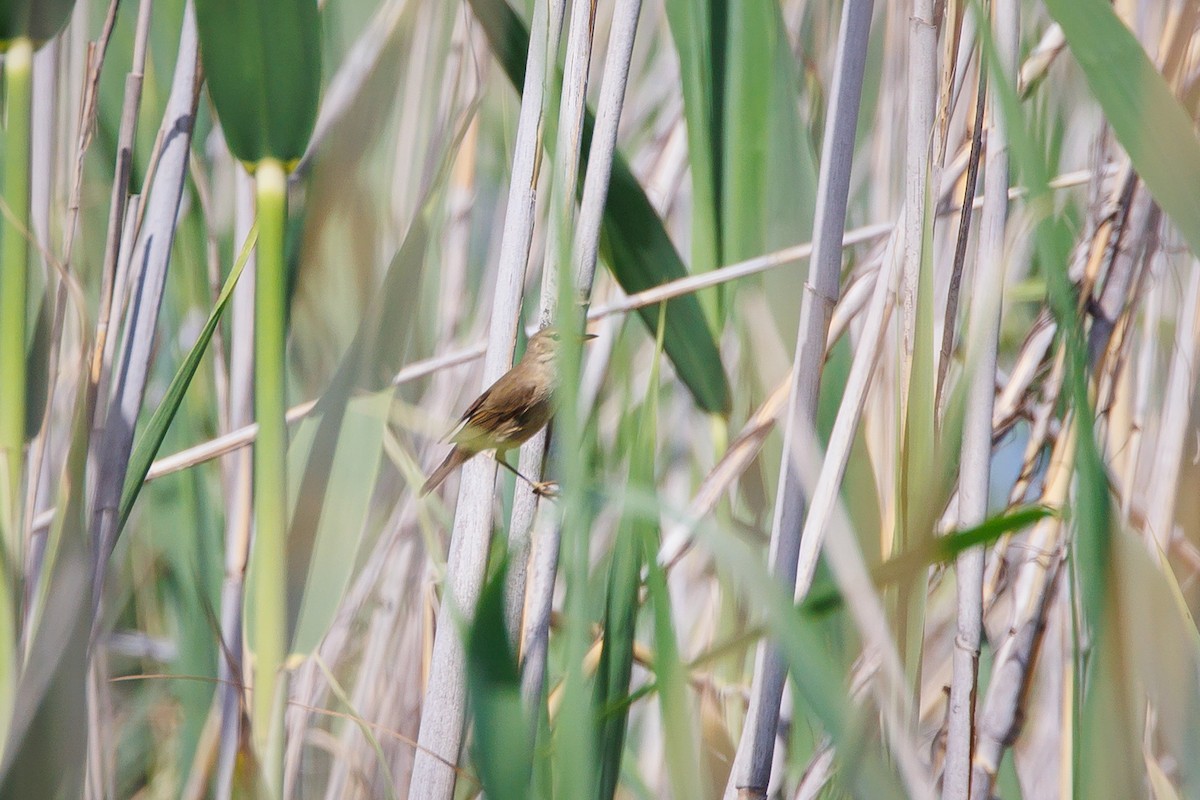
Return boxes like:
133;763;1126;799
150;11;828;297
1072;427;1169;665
726;1;875;794
216;169;256;800
0;37;34;744
251;157;289;795
518;0;643;741
408;1;565;795
943;3;1018;797
505;0;595;643
1;37;33;593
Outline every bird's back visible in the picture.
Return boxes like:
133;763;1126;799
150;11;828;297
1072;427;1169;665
450;360;555;452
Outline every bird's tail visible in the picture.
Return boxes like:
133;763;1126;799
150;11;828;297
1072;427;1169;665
420;447;471;496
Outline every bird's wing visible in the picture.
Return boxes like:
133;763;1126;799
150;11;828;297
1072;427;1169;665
450;370;544;446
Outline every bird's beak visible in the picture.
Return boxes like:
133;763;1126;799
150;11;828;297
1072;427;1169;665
582;333;599;341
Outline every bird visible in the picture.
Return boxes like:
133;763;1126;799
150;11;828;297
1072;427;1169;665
420;326;593;497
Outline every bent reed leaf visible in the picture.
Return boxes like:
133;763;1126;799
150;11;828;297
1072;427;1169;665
117;225;258;533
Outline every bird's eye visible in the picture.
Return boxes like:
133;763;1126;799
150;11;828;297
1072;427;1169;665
549;331;561;340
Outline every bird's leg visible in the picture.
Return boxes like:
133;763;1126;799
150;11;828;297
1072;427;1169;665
494;453;558;497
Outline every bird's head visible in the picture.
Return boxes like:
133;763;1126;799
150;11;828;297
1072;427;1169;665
525;326;597;365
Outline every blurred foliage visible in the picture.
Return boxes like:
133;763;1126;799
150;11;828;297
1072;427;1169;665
194;0;321;166
0;0;75;45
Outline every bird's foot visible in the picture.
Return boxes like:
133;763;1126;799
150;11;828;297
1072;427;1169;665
532;480;560;498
